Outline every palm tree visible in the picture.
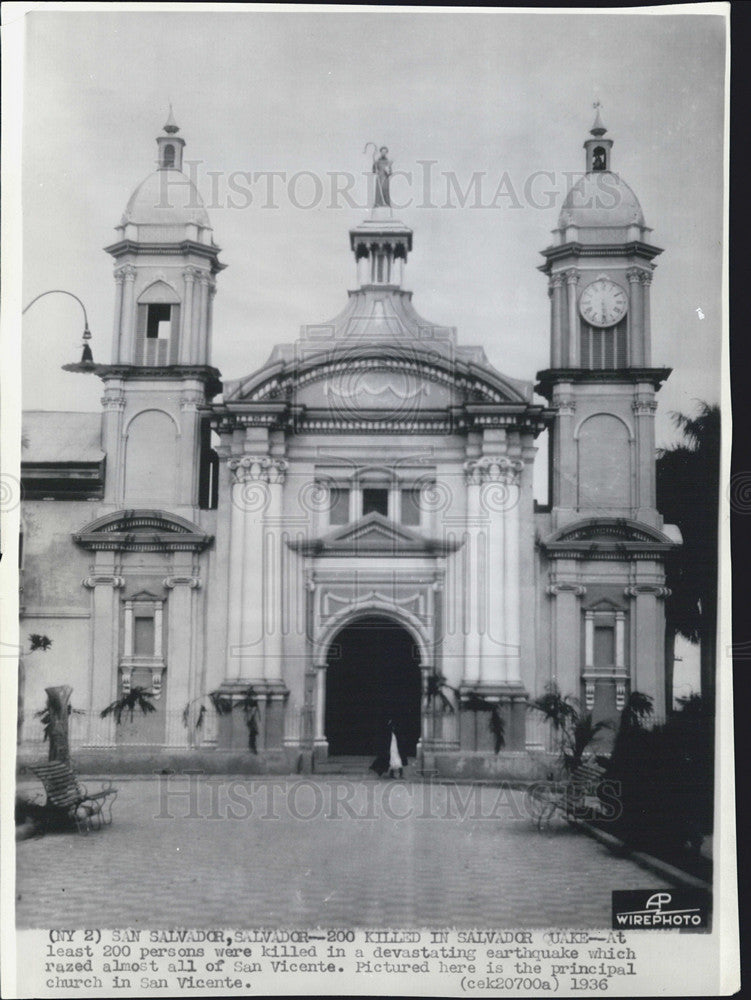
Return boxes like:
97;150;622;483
100;686;157;725
656;402;720;710
529;683;609;771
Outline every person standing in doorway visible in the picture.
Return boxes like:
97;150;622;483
387;718;404;779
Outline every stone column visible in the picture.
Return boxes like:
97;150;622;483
502;460;523;683
632;396;658;514
225;458;249;682
206;281;217;366
551;390;577;515
313;662;327;758
641;271;652;366
549;274;564;368
547;576;586;704
625;583;670;718
627;268;645;366
229;456;271;682
180;266;197;364
263;459;288;682
83;569;124;746
101;384;126;503
480;462;505;684
194;272;210;365
262;459;289;747
120;264;137;363
164;573;199;746
565;270;580;367
178;386;203;506
111;270;125;363
462;461;483;685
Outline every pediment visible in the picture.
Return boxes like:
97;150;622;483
541;517;677;559
73;509;213;552
128;589;163;603
287;512;461;557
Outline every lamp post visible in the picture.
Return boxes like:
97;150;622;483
22;288;96;370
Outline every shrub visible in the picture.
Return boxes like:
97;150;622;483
605;694;713;855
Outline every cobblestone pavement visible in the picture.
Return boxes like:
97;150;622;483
16;776;671;928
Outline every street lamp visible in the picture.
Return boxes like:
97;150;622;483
22;289;96;371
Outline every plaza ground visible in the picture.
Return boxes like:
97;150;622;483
16;776;673;929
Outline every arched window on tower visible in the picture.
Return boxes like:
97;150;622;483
135;281;181;365
592;146;607;172
163;144;175;168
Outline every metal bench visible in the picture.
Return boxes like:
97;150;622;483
28;761;117;834
527;760;607;831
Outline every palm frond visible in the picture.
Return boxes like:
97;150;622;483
100;687;156;724
28;634;52;652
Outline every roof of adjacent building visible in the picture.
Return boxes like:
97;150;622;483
22;411;104;463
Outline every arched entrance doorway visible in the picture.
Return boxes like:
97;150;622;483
325;615;422;757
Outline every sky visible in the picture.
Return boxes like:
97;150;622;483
18;5;726;457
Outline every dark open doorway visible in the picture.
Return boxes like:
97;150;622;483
325;615;422;756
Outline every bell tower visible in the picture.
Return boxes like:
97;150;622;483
536;107;670;529
536;110;678;724
97;112;224;513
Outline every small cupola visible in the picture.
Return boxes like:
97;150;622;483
583;102;614;173
156;105;185;171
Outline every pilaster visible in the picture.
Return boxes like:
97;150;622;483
82;563;124;746
163;567;200;746
565;269;580;367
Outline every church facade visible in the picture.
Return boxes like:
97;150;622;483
19;112;680;770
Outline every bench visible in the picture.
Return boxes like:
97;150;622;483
28;761;117;834
527;760;608;831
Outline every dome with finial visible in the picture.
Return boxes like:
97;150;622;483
553;107;648;244
116;112;212;239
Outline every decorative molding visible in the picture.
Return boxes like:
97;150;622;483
584;680;595;711
116;264;137;282
564;269;580;286
540;518;678;561
83;575;125;589
74;509;213;553
322;589;426;621
228;455;288;485
546;582;586;597
616;680;627;711
553;398;576;416
288;511;462;557
626;266;651;285
624;584;671;599
120;659;166;699
163;575;201;589
101;389;126;411
632;399;657;415
463;455;523;486
180;389;205;411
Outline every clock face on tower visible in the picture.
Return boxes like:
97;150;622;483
579;279;628;328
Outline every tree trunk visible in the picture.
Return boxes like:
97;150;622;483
45;685;72;764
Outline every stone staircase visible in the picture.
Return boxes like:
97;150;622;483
312;755;375;775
